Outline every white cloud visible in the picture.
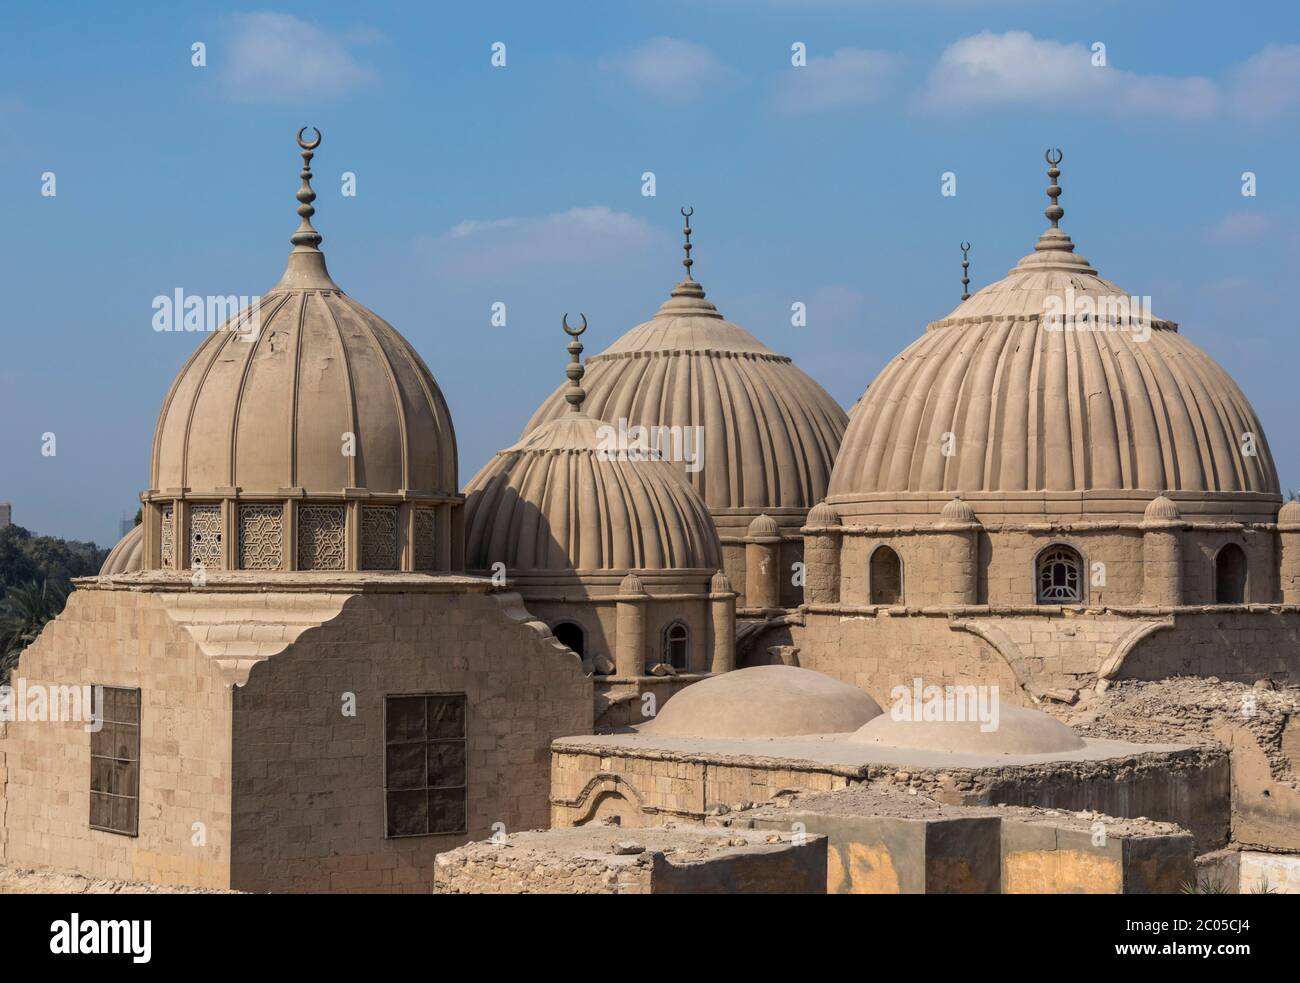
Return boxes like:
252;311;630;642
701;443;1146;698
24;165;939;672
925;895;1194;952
925;31;1218;119
221;12;378;102
772;48;905;113
421;206;663;280
605;37;740;100
1206;210;1279;244
1227;44;1300;120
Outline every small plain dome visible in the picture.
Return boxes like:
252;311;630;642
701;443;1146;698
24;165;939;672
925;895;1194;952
850;704;1085;755
642;665;882;738
100;525;144;575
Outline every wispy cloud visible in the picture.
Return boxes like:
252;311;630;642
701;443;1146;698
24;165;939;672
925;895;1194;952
220;12;379;103
603;37;741;100
1206;210;1279;244
421;206;663;280
772;48;905;113
925;31;1217;119
925;32;1300;123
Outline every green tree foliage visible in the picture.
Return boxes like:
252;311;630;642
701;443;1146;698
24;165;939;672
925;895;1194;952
0;525;108;683
0;579;70;684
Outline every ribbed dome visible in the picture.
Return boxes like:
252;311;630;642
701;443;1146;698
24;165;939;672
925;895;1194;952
463;413;722;573
1143;494;1181;522
1280;499;1300;528
940;496;978;524
151;279;457;497
150;139;456;500
830;164;1278;521
100;525;144;575
523;276;847;514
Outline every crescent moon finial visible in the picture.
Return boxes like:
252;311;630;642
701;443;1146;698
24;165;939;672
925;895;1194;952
297;126;322;151
561;314;588;413
680;206;695;281
562;313;587;337
1043;148;1065;228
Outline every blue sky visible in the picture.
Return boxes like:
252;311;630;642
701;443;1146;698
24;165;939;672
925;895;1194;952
2;0;1299;544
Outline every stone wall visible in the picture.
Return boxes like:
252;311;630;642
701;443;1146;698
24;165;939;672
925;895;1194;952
1;588;236;888
229;589;592;893
794;607;1300;706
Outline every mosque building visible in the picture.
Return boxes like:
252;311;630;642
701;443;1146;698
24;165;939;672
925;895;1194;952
792;151;1300;706
1;134;1298;894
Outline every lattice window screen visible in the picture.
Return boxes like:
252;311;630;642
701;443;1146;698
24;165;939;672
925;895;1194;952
361;506;399;570
239;504;284;570
414;509;438;571
298;504;346;571
189;504;224;570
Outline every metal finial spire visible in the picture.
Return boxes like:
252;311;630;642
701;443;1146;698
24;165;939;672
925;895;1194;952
562;313;588;413
680;206;694;280
1044;148;1064;228
960;241;971;301
291;127;323;251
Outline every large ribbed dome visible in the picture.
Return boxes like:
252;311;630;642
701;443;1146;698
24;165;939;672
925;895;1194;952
830;157;1279;521
465;327;722;573
522;238;846;516
150;141;456;500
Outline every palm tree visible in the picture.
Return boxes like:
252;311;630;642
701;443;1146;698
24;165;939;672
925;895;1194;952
0;579;69;685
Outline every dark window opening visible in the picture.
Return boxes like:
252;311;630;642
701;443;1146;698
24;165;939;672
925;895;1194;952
552;621;585;658
384;693;467;838
1215;543;1247;604
869;546;903;605
661;622;689;671
1037;545;1082;603
90;686;140;836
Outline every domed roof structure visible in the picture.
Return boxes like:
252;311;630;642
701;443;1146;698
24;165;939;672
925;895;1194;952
830;152;1279;523
150;131;457;500
641;665;882;739
522;210;847;516
136;131;461;575
464;317;721;573
850;704;1085;755
100;524;144;575
1280;498;1300;528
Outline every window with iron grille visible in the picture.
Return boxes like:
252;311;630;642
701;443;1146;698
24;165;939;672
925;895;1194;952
89;686;140;836
384;693;467;837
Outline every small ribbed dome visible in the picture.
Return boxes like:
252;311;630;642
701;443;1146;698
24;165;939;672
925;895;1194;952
463;413;721;573
806;501;840;526
150;141;456;500
523;267;847;516
711;570;733;592
746;513;780;539
1144;494;1181;522
850;705;1085;755
642;665;882;738
100;525;144;575
1280;499;1300;527
940;496;978;524
830;158;1279;521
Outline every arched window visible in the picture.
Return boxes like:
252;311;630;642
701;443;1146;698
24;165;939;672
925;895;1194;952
662;622;689;670
1036;545;1082;603
1215;544;1247;604
869;546;903;605
551;621;585;657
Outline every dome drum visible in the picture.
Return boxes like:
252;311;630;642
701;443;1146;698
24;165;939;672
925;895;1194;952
136;491;463;575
